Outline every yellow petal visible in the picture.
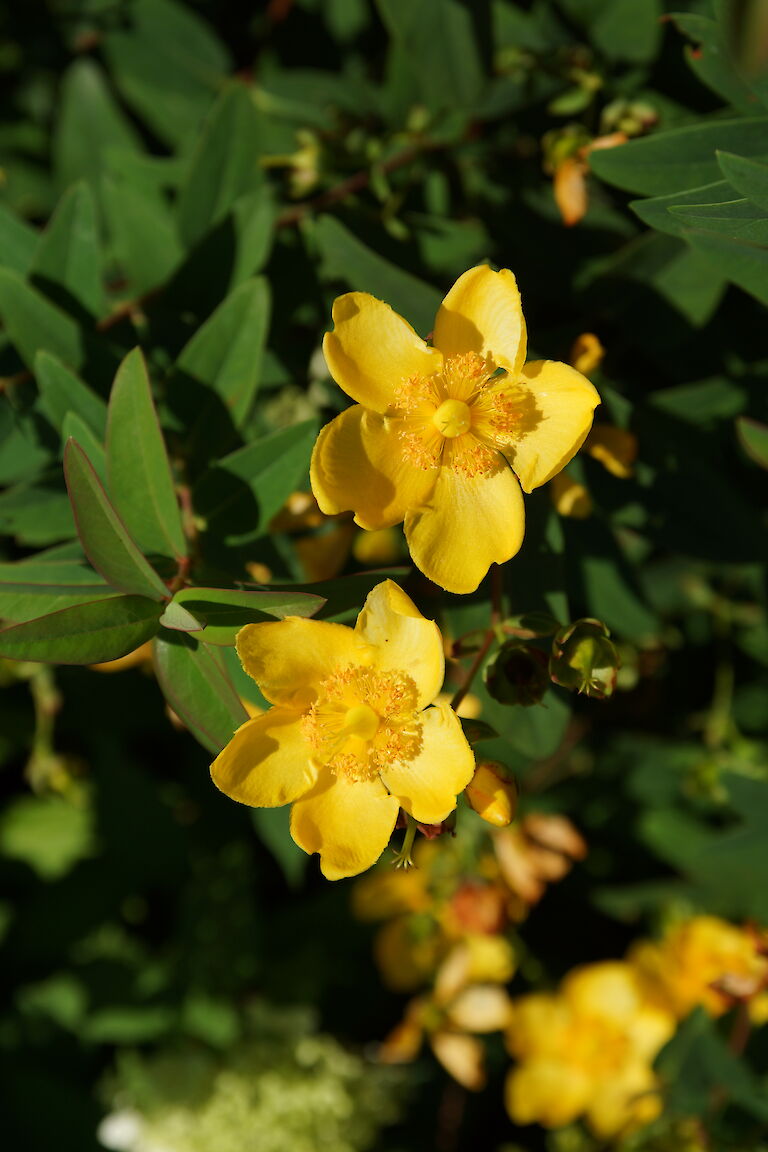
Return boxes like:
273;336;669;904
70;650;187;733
404;461;525;594
211;709;317;807
290;766;399;880
550;471;592;519
506;993;571;1060
323;292;442;413
585;1063;662;1139
564;961;642;1021
505;1061;592;1128
505;359;600;493
447;986;514;1033
236;617;370;709
355;579;444;709
584;423;638;478
430;1031;486;1091
433;266;527;376
380;702;475;824
311;405;436;529
569;331;604;376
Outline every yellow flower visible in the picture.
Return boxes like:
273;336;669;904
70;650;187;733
630;915;768;1019
585;423;638;478
211;580;475;880
311;266;600;594
550;470;593;519
505;961;674;1138
381;946;514;1090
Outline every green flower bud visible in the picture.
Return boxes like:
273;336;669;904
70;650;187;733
549;618;619;700
484;642;549;706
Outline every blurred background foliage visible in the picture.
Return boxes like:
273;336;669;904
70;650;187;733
1;0;768;1149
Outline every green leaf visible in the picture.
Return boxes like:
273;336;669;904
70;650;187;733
228;191;275;287
175;277;270;430
0;269;83;370
736;416;768;469
53;58;141;192
194;421;317;544
158;600;204;632
0;479;74;547
591;0;661;64
684;226;768;307
177;83;263;249
101;175;183;295
716;149;768;211
63;439;169;600
669;199;768;246
589;117;768;195
640;775;768;921
153;633;248;754
0;795;96;879
376;0;485;113
670;13;756;109
35;351;108;440
313;215;441;336
0;544;113;623
171;586;324;646
30;182;103;316
0;594;162;664
106;348;187;560
658;1008;768;1121
0;202;39;275
62;413;106;483
103;0;230;148
631;180;737;239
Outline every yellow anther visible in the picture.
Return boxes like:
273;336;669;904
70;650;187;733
433;399;471;439
342;703;380;741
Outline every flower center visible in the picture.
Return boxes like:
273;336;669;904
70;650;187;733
342;703;380;741
432;398;471;438
301;665;423;782
394;351;530;478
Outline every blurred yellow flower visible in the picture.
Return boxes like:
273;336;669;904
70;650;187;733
550;470;593;519
506;961;674;1138
381;945;514;1090
585;423;638;478
494;812;587;907
352;526;402;566
570;332;605;376
311;265;600;593
211;580;475;879
630;916;768;1019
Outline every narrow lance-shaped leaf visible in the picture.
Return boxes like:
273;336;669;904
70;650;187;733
63;439;169;601
170;585;325;645
736;416;768;469
589;117;768;196
716;151;768;213
175;277;270;430
193;420;317;543
30;182;104;316
0;269;83;370
176;83;263;249
35;350;108;439
153;633;248;754
0;595;161;664
62;413;106;483
106;348;187;559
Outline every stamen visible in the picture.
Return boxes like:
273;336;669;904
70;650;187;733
301;665;423;782
392;353;530;479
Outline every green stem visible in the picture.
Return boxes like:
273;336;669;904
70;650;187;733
392;814;418;869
